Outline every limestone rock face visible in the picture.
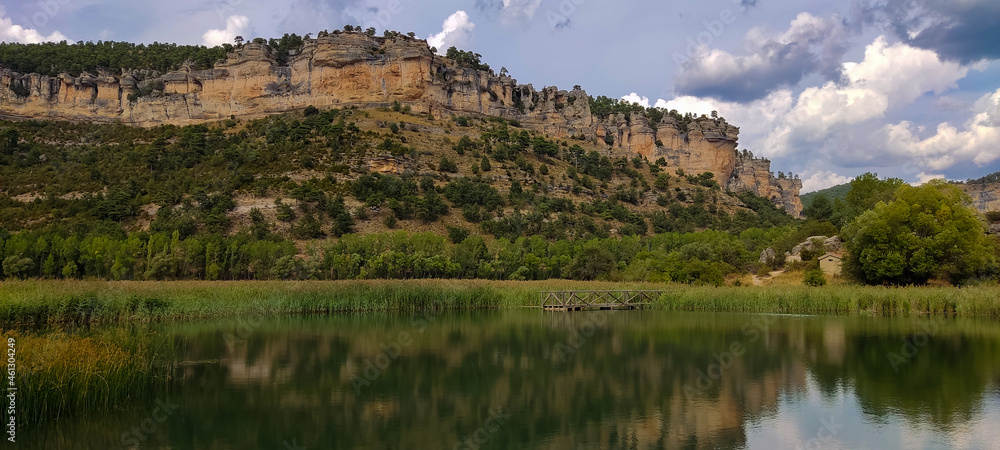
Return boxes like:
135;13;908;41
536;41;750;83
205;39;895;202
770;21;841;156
729;151;803;217
960;182;1000;213
0;32;803;214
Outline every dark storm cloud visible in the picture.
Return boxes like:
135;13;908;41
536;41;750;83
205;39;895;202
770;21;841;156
675;13;851;102
860;0;1000;63
675;43;817;102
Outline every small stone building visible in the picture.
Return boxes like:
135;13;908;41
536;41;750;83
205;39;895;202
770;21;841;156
819;253;843;277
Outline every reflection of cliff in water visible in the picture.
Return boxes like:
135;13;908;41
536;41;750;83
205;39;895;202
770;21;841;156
146;312;1000;449
23;311;1000;449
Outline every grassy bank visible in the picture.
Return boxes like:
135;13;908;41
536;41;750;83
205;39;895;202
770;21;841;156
3;280;1000;326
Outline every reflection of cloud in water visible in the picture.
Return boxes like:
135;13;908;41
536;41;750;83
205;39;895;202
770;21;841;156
746;373;1000;450
24;311;1000;449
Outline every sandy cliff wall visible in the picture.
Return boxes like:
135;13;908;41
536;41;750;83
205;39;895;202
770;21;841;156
0;32;801;215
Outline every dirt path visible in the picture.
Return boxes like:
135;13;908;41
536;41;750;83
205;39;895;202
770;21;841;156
752;270;786;286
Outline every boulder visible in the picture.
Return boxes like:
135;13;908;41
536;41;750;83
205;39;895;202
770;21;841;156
759;248;777;265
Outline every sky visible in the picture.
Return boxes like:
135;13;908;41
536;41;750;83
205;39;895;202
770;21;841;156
1;0;999;192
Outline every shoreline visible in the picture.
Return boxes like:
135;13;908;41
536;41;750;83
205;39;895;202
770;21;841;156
3;280;999;327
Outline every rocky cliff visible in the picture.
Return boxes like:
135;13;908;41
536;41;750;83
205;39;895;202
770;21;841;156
729;150;804;216
0;31;801;215
960;182;1000;213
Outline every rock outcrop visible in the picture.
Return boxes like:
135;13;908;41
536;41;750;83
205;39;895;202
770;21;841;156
785;236;843;263
960;182;1000;213
0;31;801;214
729;151;803;216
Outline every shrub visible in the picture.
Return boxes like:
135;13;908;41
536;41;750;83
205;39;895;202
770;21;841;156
804;267;827;286
438;156;458;173
447;226;470;244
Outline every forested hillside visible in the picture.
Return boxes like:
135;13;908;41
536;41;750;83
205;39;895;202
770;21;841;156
0;105;814;282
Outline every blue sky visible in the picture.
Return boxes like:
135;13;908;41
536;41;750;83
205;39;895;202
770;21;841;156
2;0;999;191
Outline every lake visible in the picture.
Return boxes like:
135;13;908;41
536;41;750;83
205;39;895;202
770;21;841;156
23;310;1000;449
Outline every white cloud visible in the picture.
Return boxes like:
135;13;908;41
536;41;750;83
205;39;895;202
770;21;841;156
640;34;983;184
843;36;966;107
675;12;851;102
879;88;1000;171
621;93;650;108
427;11;475;54
802;170;851;193
914;172;945;185
0;7;69;43
500;0;541;26
658;91;795;141
762;36;968;157
202;15;251;47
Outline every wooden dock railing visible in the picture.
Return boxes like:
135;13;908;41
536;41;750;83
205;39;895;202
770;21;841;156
539;290;664;311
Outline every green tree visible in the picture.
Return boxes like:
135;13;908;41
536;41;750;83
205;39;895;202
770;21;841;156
61;261;79;279
2;255;34;279
276;199;296;222
804;194;834;222
842;181;997;285
0;128;17;155
568;247;616;280
447;226;470;244
327;197;355;237
835;172;905;225
438;156;458;173
293;214;325;239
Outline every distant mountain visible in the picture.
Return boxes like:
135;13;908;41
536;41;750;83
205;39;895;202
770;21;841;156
801;183;851;207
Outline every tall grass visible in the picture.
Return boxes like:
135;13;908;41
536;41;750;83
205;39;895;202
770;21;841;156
654;285;1000;318
2;328;172;424
2;280;1000;326
0;280;651;326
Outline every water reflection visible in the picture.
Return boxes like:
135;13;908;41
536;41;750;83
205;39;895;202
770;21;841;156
24;311;1000;449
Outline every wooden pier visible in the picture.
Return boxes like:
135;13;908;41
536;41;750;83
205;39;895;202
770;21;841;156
540;291;663;312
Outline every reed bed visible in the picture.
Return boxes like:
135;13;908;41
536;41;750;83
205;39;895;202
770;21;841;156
0;280;655;326
653;285;1000;318
2;280;1000;327
2;328;171;424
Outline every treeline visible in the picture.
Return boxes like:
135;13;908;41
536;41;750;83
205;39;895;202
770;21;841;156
804;175;1000;285
0;41;228;77
0;226;821;284
588;96;719;132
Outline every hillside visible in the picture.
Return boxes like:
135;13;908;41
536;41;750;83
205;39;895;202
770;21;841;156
0;31;802;216
0;107;796;239
801;183;851;206
0;104;819;283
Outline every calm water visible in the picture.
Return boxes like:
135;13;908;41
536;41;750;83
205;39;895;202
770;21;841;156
25;310;1000;449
